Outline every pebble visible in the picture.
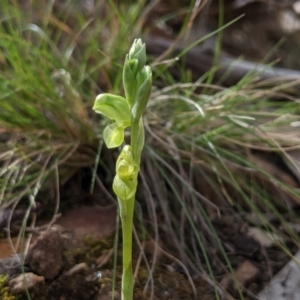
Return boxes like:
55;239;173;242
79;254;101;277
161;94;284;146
26;229;63;279
9;272;44;292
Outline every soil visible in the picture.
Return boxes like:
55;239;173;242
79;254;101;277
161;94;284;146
0;197;297;299
0;220;215;300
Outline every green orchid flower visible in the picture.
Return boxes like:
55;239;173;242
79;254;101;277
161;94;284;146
93;93;131;148
113;145;139;201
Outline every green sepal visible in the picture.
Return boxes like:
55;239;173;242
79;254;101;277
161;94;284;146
93;93;130;123
103;122;127;148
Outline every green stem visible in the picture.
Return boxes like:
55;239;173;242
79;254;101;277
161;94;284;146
130;118;144;165
130;119;140;164
118;196;135;300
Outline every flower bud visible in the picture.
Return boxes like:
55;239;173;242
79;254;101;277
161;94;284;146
123;39;151;112
128;39;146;72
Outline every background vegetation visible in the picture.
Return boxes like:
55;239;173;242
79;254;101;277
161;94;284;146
1;1;300;299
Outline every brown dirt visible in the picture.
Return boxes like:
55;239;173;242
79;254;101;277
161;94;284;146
0;201;296;299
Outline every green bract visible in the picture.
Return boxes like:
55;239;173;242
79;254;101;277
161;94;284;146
132;66;152;122
123;57;138;108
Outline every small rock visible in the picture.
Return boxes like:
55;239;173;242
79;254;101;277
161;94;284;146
235;260;260;285
258;250;300;300
220;260;259;293
26;229;63;279
9;272;44;292
247;227;283;247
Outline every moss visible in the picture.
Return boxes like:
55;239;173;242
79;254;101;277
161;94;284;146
0;275;19;300
63;235;115;268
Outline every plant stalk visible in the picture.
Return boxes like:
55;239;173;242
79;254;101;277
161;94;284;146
118;196;135;300
130;119;141;164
